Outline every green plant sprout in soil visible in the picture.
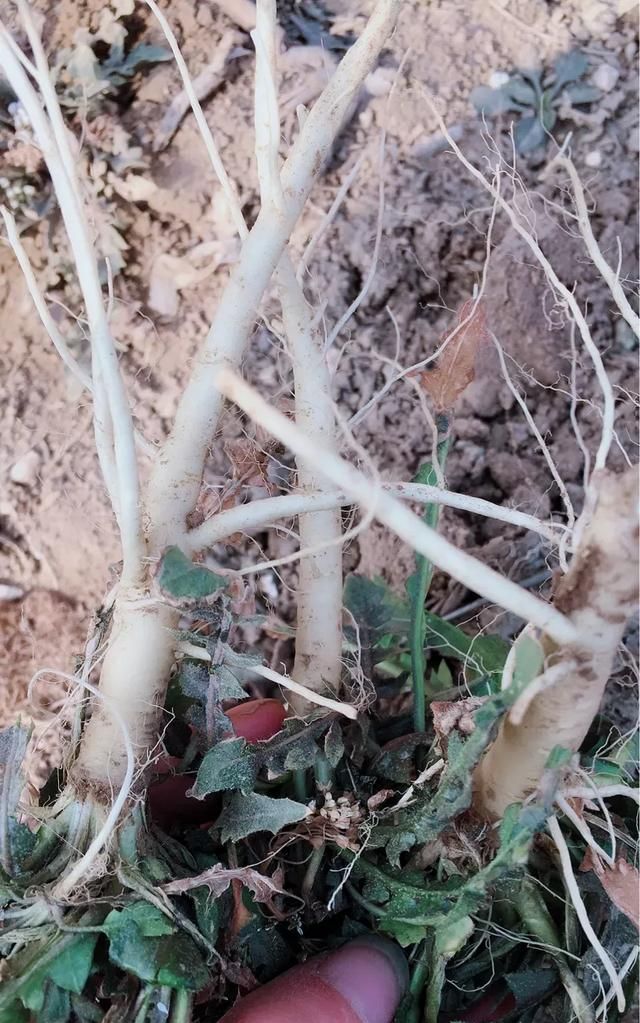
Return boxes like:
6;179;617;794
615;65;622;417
0;2;638;1022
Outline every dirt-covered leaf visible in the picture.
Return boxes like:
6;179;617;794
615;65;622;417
353;804;543;944
418;300;491;412
192;737;258;797
372;685;529;863
217;792;310;842
158;546;227;600
104;902;210;991
259;717;330;775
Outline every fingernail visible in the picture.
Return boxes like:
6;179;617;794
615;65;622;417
317;934;409;1023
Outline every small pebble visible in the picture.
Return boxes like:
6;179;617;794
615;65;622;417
592;63;619;92
489;70;510;89
10;449;41;488
585;149;602;168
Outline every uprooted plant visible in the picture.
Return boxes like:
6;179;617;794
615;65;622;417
0;1;638;1020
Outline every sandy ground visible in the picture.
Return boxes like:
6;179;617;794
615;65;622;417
1;0;638;766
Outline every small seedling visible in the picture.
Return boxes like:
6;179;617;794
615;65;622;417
471;49;601;153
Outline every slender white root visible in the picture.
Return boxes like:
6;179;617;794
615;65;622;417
324;129;386;353
143;0;247;239
28;669;134;899
297;151;365;284
597;947;638;1020
562;785;640;805
476;466;639;818
145;0;400;547
1;207;92;390
491;333;575;565
183;483;565;554
214;369;581;647
547;814;625;1012
557;156;640;338
556;794;615;868
426;98;616;473
253;664;358;720
0;15;144;585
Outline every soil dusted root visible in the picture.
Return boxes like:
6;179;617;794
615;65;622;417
476;465;639;819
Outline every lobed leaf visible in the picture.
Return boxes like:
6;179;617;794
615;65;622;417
217;792;309;842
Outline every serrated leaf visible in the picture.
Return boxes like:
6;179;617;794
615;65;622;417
373;682;531;862
218;792;309;842
259;717;329;775
158;547;227;600
192;737;258;797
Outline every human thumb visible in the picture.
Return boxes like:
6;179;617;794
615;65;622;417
218;934;408;1023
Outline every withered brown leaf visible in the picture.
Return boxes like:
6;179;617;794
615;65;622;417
418;298;491;412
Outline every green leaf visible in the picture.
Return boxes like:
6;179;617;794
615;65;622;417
48;934;97;994
344;575;409;670
158;547;227;600
217;792;309;842
470;84;520;115
258;717;330;776
104;902;209;991
0;1005;28;1023
423;612;508;677
514;115;547;153
552;49;588;89
192;737;258;797
39;983;71;1023
512;633;545;687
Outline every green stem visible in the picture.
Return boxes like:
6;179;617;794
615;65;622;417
302;845;325;899
404;941;430;1023
169;989;192;1023
314;751;332;789
409;425;450;733
293;768;307;802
